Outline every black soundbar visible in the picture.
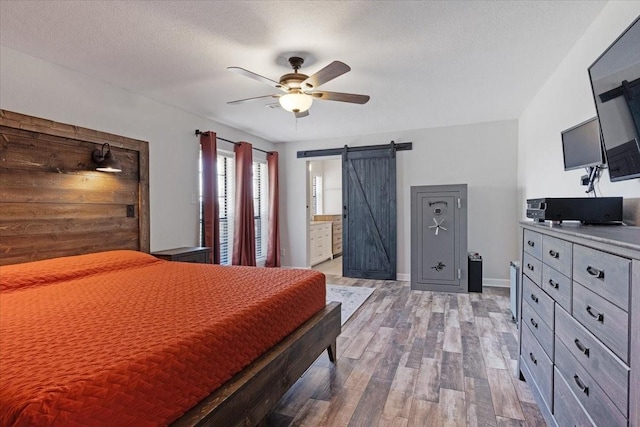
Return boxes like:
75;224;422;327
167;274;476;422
526;197;623;224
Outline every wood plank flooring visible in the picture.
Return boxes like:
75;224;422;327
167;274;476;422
266;276;546;426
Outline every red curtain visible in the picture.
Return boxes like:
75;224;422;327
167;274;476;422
265;152;280;267
200;131;220;264
232;141;256;266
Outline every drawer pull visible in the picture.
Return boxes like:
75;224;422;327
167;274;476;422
586;265;604;279
548;249;559;258
574;339;590;357
586;305;604;322
527;263;534;271
548;279;559;289
529;352;537;365
573;374;589;396
530;318;538;329
530;293;539;303
527;240;535;247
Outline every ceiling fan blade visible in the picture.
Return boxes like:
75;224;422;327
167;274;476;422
311;91;370;104
227;94;279;105
295;110;309;119
301;61;350;90
227;67;289;91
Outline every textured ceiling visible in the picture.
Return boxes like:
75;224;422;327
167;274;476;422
0;1;606;143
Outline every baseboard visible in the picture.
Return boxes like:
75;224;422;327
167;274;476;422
283;269;509;288
394;274;508;287
483;278;510;288
397;273;410;282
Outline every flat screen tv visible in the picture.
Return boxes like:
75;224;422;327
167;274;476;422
588;15;640;182
561;117;604;171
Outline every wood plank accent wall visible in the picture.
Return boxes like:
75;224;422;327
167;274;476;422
0;110;150;265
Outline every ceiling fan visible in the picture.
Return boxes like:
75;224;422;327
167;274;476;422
227;57;370;118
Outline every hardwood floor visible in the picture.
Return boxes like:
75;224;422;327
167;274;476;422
266;276;546;427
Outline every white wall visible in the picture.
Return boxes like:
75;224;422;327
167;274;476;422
280;120;519;284
321;158;342;215
0;46;275;251
518;2;640;218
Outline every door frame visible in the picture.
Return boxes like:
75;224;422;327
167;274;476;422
299;142;413;273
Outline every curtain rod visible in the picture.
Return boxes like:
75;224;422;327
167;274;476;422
195;129;272;155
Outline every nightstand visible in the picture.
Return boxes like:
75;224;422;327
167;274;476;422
151;247;212;264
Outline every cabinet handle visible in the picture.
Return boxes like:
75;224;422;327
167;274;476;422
527;263;534;271
586;305;604;322
574;339;590;357
530;293;539;303
586;265;604;279
548;279;559;289
548;250;559;259
530;318;538;329
527;240;535;247
573;374;589;396
529;352;537;365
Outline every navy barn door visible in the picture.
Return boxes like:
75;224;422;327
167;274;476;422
342;145;396;280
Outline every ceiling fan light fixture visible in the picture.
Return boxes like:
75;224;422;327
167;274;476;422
279;93;313;113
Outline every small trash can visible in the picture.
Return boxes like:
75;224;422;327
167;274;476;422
468;252;482;293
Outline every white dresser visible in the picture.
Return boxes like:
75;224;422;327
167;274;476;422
518;222;640;427
310;221;332;266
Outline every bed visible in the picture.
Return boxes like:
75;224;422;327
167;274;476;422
0;251;339;426
0;110;341;426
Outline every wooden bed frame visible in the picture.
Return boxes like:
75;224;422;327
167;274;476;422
0;110;341;426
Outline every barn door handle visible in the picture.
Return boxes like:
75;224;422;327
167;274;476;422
343;205;347;219
586;266;604;279
548;250;559;258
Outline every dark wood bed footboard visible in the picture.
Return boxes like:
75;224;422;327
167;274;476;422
173;301;341;427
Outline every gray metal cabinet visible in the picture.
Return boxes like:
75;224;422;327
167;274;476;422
518;222;640;427
411;184;467;293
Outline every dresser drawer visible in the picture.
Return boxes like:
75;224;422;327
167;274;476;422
521;324;553;411
310;227;319;239
522;252;542;285
522;275;554;329
542;263;572;312
555;339;627;427
522;300;554;360
573;244;630;311
553;368;595;427
555;305;629;415
523;229;543;259
553;368;596;427
573;282;629;362
542;234;572;277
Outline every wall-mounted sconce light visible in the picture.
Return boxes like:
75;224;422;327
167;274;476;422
92;143;122;173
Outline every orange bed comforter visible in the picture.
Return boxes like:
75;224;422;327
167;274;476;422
0;250;326;426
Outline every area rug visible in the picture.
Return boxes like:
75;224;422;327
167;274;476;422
326;284;375;325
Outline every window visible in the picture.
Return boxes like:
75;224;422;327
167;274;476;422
253;160;269;262
311;175;322;216
217;153;235;265
199;149;268;265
